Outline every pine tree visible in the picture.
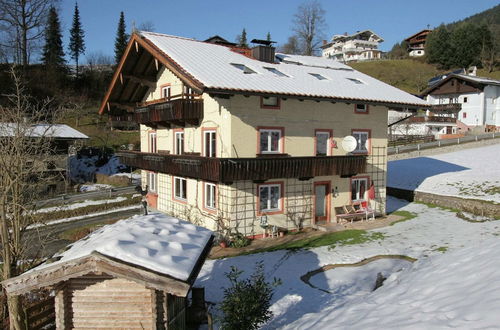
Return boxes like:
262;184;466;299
69;2;85;78
266;32;272;42
238;28;248;48
114;11;129;64
426;25;452;69
41;6;65;69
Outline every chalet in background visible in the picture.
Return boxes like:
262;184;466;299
404;29;432;57
321;30;384;62
99;31;427;237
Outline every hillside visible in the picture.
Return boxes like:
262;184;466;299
350;59;500;94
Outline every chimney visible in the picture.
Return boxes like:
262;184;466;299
250;39;276;63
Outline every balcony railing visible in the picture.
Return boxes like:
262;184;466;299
134;96;203;127
117;151;367;183
431;103;462;113
409;116;456;124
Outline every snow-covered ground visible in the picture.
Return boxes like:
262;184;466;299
388;144;500;203
78;183;113;192
69;154;127;183
196;196;500;329
37;196;127;213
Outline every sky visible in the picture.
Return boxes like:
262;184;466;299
59;0;499;64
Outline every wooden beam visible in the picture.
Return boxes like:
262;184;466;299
124;74;156;88
109;102;135;112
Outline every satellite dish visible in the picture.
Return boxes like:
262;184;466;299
341;136;357;152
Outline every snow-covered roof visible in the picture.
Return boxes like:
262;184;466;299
453;74;500;86
35;213;213;281
0;123;88;139
139;31;427;108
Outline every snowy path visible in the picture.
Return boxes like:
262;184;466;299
387;144;500;203
196;196;500;329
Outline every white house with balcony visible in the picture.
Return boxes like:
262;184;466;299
321;30;383;63
421;74;500;132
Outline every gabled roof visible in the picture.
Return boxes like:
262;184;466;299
3;214;213;296
100;31;428;114
0;123;88;139
421;73;500;96
404;29;432;42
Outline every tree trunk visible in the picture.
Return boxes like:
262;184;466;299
7;295;23;330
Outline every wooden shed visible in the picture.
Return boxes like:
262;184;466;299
2;214;213;329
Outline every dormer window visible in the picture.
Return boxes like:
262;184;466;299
309;73;327;80
231;63;256;74
347;78;364;84
264;67;288;77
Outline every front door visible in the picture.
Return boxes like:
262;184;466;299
314;182;330;223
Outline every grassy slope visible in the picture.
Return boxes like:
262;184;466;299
350;59;500;95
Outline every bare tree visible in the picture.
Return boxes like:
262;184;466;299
0;0;58;67
138;21;155;32
279;35;301;54
292;0;327;55
0;67;61;329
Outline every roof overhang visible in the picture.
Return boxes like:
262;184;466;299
98;33;205;115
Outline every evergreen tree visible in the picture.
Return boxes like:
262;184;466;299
266;32;272;42
238;28;248;48
41;6;65;69
450;23;485;68
69;1;85;78
114;11;129;64
426;25;452;69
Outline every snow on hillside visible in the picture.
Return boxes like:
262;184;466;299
388;144;500;202
196;197;500;329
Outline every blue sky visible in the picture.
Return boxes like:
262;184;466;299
59;0;498;64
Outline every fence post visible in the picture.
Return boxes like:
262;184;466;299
457;138;460;144
417;144;420;151
395;147;399;154
438;140;441;147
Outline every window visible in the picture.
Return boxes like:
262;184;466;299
173;177;187;201
258;183;282;213
204;182;216;210
351;177;368;202
183;85;194;99
315;130;331;156
174;130;184;155
259;128;283;153
463;97;468;103
203;129;216;157
261;96;280;109
149;131;157;153
352;130;370;154
264;67;288;77
231;63;256;74
161;85;171;99
309;73;327;80
354;104;369;114
463;112;467;119
347;78;364;84
147;172;157;193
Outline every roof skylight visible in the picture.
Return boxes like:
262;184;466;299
264;67;289;77
347;78;364;84
309;73;328;80
231;63;256;74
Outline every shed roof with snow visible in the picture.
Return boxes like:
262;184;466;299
2;213;213;297
0;123;89;140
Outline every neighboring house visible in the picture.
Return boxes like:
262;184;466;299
388;109;458;140
0;123;88;193
321;30;384;62
99;31;427;237
421;74;500;132
404;29;432;57
2;214;213;329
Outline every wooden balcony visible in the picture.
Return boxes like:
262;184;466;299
134;96;203;128
117;151;367;184
409;116;456;124
431;103;462;113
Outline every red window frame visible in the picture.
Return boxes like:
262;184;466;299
256;181;284;216
172;176;187;204
202;181;217;214
351;129;371;155
257;126;285;154
260;96;281;110
354;104;369;114
314;129;333;156
148;130;157;153
350;176;370;203
201;127;217;157
173;128;184;155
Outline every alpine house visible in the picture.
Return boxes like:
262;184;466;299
99;31;428;237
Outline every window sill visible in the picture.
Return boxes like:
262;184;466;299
257;209;283;216
256;153;290;158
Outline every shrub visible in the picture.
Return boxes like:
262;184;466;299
220;262;280;330
230;233;251;248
